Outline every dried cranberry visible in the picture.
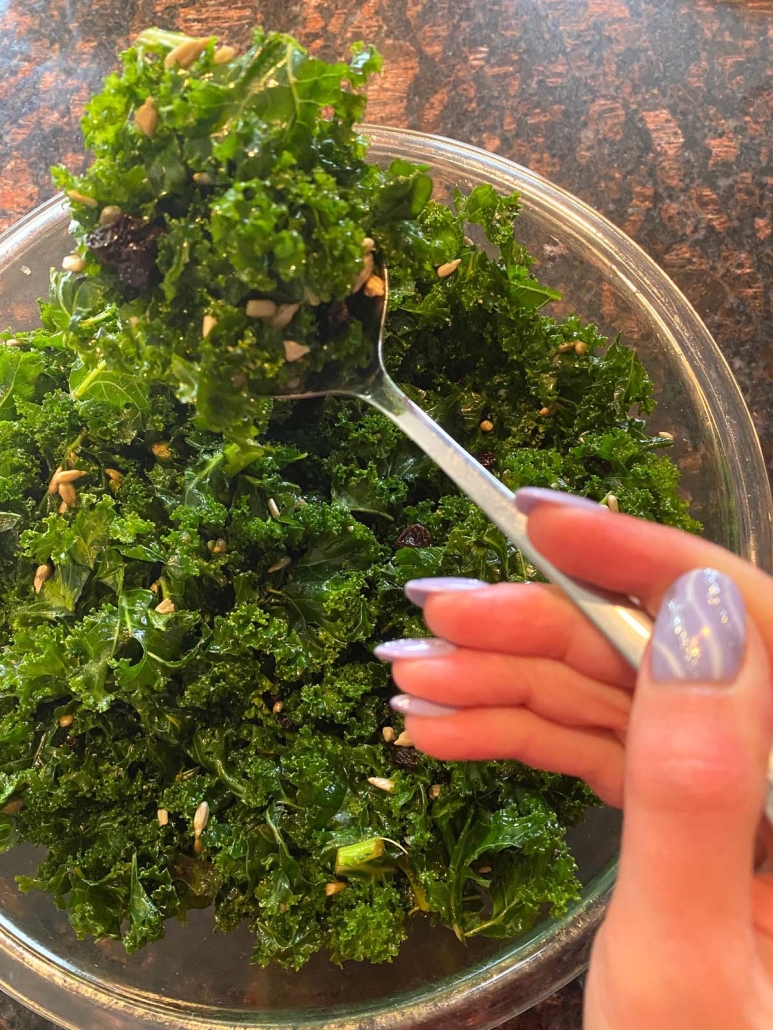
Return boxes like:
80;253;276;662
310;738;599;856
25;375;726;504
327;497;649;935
86;214;164;291
472;451;497;471
280;716;296;732
395;524;432;548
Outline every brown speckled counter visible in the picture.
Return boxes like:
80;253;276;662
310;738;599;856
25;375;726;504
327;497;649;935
1;2;772;1028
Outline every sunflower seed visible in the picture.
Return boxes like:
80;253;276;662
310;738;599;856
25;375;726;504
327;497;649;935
33;564;53;593
105;468;122;482
557;342;575;353
57;469;87;484
603;493;620;513
66;190;97;208
202;314;217;337
157;808;169;827
267;497;281;519
325;882;347;896
214;45;236;65
381;726;396;743
193;800;210;837
99;205;123;227
164;38;210;69
58;482;77;508
272;701;284;715
267;556;292;573
155;598;176;615
211;538;228;555
658;431;674;440
364;274;386;297
193;172;214;186
47;466;63;494
437;258;462;278
429;784;442;799
62;254;86;273
246;299;277;319
134;96;158;136
283;339;310;362
367;776;395;793
269;303;301;330
151;441;173;460
352;252;374;293
574;341;588;355
394;731;413;747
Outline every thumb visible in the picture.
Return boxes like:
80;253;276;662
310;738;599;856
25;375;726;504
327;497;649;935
605;567;772;977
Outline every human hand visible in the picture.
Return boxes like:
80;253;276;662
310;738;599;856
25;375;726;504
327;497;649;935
375;488;773;1028
375;488;773;807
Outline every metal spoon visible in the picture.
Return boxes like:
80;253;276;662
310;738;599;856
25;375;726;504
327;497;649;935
274;262;654;668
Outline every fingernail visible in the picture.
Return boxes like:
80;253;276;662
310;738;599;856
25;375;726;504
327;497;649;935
374;638;457;661
404;577;487;607
651;568;746;684
390;694;459;717
513;487;602;516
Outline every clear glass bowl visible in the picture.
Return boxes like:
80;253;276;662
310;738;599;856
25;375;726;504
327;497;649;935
0;127;769;1030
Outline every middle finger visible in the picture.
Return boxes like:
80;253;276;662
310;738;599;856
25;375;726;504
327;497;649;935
389;649;631;732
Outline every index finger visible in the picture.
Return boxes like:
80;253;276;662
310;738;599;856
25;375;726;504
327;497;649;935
522;496;773;655
421;582;636;687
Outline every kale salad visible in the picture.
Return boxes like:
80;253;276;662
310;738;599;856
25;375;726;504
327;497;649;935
0;29;698;968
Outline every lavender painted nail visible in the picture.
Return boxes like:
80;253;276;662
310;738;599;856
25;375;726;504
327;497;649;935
390;694;459;717
404;577;487;607
513;487;602;516
374;638;457;661
651;568;746;684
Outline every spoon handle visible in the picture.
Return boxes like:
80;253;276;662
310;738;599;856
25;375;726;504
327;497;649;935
364;373;653;669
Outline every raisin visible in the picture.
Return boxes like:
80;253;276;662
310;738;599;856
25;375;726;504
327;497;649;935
280;716;296;732
86;214;164;291
472;451;497;471
317;300;351;340
395;523;432;548
392;746;421;770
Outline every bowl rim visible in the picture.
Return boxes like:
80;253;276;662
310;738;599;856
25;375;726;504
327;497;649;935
0;124;769;1030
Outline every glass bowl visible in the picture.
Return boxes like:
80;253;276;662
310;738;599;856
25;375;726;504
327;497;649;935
0;126;769;1030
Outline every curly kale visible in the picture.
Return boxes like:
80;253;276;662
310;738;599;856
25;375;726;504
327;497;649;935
0;28;698;969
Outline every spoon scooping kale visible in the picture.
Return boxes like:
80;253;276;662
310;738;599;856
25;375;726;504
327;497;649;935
0;28;699;967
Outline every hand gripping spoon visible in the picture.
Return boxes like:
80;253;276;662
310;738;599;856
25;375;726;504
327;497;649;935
273;261;654;669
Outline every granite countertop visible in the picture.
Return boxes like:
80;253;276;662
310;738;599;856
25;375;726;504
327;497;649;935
0;1;771;1028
